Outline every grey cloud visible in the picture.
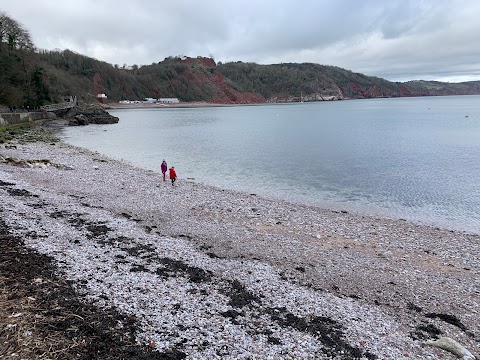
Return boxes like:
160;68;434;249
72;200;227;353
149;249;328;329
1;0;480;82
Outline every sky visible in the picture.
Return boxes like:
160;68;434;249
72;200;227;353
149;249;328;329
2;0;480;83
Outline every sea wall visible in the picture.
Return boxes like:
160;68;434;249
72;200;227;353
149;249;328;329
0;112;55;127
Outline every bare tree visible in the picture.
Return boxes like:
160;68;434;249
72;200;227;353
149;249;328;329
0;11;34;51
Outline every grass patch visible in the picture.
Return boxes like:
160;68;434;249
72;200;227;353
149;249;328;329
0;125;59;144
0;124;32;143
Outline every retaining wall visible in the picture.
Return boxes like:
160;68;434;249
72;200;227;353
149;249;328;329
0;112;55;126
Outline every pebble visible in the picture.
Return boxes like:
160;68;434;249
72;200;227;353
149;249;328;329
0;141;479;359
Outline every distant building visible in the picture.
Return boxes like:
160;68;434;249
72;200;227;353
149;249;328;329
144;98;157;103
157;98;179;104
118;100;147;104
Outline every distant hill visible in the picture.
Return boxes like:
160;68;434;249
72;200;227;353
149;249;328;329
3;49;480;109
1;11;480;109
2;10;480;108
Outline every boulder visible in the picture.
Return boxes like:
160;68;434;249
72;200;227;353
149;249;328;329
69;114;90;126
62;102;119;126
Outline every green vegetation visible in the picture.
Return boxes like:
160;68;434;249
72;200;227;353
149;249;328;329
0;123;31;143
0;123;60;144
1;10;480;108
403;80;480;96
0;11;51;108
216;62;401;99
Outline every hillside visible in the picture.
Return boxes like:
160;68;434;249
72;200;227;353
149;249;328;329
1;10;480;108
37;53;480;104
2;49;480;109
1;8;480;109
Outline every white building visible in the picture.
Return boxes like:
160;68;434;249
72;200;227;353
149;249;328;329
157;98;180;104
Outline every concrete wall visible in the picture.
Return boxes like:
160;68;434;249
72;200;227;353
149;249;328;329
0;112;55;126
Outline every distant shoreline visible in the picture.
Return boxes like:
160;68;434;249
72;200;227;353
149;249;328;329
105;97;352;110
106;101;289;110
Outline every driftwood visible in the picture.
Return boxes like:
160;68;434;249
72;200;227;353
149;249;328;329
426;337;476;359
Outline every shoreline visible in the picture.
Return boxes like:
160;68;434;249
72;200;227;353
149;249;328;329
107;102;283;110
104;98;480;237
1;138;479;359
105;100;338;110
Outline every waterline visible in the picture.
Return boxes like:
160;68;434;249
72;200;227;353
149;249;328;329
60;96;480;234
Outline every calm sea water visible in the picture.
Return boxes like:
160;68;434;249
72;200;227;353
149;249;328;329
59;96;480;234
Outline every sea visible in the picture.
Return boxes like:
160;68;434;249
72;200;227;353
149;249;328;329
59;95;480;234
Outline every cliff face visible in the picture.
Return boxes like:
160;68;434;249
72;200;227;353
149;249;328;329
174;57;265;104
208;72;265;104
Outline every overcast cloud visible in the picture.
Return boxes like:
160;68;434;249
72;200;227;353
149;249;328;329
2;0;480;82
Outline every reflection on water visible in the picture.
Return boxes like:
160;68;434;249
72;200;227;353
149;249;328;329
60;96;480;233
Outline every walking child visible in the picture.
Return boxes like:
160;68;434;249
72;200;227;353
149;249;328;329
169;166;177;186
161;160;167;181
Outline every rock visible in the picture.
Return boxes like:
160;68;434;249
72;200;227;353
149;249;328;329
70;114;90;126
44;112;57;120
62;102;119;126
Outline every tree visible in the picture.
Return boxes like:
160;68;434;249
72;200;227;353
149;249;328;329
0;11;34;52
26;65;50;107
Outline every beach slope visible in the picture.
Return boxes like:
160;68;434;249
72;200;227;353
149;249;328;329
1;140;478;359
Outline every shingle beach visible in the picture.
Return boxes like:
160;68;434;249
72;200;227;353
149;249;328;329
1;134;478;359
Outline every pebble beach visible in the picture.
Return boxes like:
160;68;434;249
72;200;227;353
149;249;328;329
1;135;479;359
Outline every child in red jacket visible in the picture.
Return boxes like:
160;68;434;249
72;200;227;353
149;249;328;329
169;166;177;186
